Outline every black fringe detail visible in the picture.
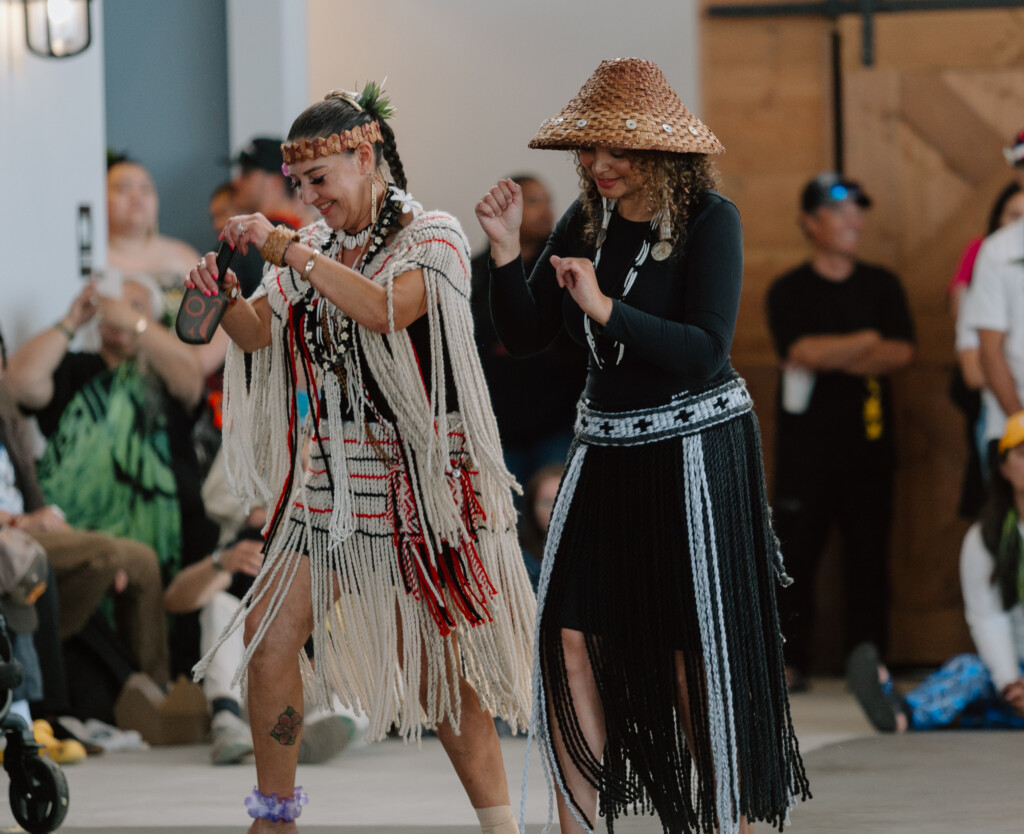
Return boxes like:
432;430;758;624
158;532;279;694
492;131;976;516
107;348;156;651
540;411;810;833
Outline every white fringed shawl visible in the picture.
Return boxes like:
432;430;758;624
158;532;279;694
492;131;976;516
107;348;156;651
194;212;536;741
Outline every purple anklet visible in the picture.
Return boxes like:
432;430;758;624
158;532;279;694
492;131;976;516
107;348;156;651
244;786;309;823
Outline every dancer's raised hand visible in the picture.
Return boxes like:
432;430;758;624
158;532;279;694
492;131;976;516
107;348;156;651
476;179;523;266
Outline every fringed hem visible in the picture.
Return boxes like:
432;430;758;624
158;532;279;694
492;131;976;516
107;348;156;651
522;379;810;834
195;417;535;743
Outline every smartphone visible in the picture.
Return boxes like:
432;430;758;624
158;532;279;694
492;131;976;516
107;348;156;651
174;242;236;345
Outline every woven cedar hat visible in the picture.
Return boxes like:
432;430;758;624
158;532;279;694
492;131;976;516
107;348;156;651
529;58;724;155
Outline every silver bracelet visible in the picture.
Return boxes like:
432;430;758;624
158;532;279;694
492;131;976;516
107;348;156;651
301;250;320;282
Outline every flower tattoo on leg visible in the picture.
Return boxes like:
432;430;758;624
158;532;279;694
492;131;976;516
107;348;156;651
271;706;303;746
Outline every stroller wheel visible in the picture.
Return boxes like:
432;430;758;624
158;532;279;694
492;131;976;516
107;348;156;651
9;755;69;833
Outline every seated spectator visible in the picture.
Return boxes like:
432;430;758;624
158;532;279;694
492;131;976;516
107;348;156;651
847;410;1024;732
164;450;355;765
208;181;238;240
228;138;316;297
231;137;311;229
517;463;564;591
163;526;263;765
0;540;87;764
4;277;216;680
106;154;203;323
470;175;585;491
0;324;168;729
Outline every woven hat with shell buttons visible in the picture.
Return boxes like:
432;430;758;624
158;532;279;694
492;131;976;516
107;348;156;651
529;58;724;155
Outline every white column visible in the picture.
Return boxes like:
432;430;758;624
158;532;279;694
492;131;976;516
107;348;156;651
0;0;107;349
226;0;309;153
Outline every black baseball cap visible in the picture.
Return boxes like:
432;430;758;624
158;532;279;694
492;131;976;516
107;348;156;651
800;172;872;213
233;137;285;175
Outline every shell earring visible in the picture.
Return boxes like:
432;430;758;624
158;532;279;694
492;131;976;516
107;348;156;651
652;186;673;261
370;176;378;226
652;211;672;261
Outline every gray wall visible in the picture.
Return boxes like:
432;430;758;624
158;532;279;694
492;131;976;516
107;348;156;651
308;0;702;255
104;0;230;252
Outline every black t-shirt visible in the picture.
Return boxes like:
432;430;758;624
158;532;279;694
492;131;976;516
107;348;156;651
766;262;915;475
471;247;587;447
490;192;744;411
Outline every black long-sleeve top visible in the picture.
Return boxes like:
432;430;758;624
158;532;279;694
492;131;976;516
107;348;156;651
490;190;743;411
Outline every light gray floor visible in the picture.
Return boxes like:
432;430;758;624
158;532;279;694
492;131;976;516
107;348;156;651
0;679;1017;832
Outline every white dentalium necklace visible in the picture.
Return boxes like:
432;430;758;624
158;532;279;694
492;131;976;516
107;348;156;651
341;226;371;250
584;198;658;368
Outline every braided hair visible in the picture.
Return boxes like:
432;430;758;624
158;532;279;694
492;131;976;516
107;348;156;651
287;83;407;190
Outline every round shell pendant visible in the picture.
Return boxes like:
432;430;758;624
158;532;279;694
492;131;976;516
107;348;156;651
651;241;673;261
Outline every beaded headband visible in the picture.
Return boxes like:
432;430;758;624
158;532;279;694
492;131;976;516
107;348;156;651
280;121;383;166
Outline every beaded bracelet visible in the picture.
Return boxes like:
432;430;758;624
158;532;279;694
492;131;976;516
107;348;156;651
244;786;308;823
260;225;300;267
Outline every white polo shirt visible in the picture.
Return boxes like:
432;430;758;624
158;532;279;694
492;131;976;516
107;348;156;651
964;218;1024;441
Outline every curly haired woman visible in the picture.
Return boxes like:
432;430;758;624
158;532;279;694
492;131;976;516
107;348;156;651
477;59;809;833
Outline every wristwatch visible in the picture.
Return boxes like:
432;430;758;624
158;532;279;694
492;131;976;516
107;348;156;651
211;548;227;572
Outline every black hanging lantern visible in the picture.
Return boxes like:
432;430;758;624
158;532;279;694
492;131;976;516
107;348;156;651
23;0;93;59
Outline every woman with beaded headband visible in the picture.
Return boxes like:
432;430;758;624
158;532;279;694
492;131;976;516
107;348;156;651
187;83;534;833
477;58;810;834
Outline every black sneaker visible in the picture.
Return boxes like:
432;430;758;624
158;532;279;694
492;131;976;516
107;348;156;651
846;642;907;732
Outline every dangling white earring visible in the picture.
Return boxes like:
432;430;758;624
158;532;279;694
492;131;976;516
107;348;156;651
370;176;378;226
652;208;672;261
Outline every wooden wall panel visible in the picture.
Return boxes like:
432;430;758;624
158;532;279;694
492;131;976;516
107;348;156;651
839;11;1024;70
702;12;834;484
703;3;1024;669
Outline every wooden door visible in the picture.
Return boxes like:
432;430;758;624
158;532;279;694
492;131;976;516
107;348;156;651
702;2;1024;668
840;11;1024;665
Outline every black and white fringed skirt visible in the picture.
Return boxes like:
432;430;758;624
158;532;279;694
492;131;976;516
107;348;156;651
523;373;810;834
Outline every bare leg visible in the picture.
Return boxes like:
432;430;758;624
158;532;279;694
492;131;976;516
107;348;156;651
403;618;511;811
550;628;606;834
432;676;511;808
674;652;754;834
243;556;314;833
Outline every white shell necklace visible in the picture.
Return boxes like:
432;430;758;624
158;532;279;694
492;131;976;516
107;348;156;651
341;226;371;250
583;198;658;368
